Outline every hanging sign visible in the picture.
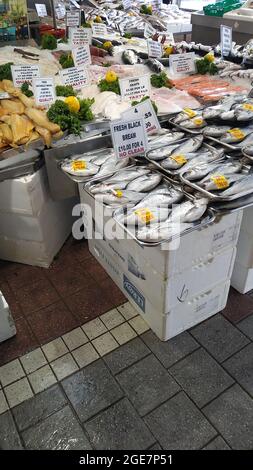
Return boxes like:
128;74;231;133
110;117;148;159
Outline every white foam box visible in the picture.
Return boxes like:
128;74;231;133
89;238;230;340
240;206;253;234
231;261;253;294
233;229;253;268
0;166;49;216
0;292;16;343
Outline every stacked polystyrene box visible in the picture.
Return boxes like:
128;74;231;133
0;292;16;343
0;166;77;267
231;206;253;293
79;184;243;340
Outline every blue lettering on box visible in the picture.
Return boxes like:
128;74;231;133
123;274;145;313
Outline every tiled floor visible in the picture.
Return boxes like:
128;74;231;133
1;237;253;449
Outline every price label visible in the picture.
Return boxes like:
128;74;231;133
11;64;40;87
171;155;187;165
144;23;156;39
70;27;92;46
169;52;196;76
33;77;55;107
110;117;148;159
35;4;47;17
147;39;162;58
55;5;66;20
92;23;108;38
220;25;232;57
135;208;155;224
243;103;253;111
72;160;86;171
122;0;131;10
66;10;80;27
60;66;90;90
228;128;245;140
193;118;204;126
119;75;151;102
122;98;160;135
183;108;197;118
211;175;229;190
72;45;91;67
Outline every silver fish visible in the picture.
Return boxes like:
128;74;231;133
183;161;224;181
235;108;253;122
168;198;208;223
220;110;236;121
233;132;253;148
95;190;146;207
148;132;185;150
170;135;204;156
135;188;184;209
123;206;171;226
221;174;253;197
180;117;206;129
220;127;252;144
243;144;253;156
92;153;114;166
96;157;129;177
127;173;162;192
90;168;150;193
203;126;230;137
177;150;224;177
62;159;99;177
136;221;192;242
122;49;139;65
161;152;200;170
147;143;184;161
200;161;242;181
201;173;245;192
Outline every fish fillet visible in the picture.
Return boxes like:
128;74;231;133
1;99;25;114
0;123;13;143
25;108;60;134
35;126;52;148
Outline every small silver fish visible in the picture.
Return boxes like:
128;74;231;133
127;173;162;192
220;110;236;121
136;221;192;243
123;206;171;226
201;173;245;192
62;159;99;177
95;190;146;207
135;188;184;209
147;143;183;161
148;132;185;150
168;198;208;223
221;174;253;197
180;117;206;129
220;127;252;144
203;126;230;137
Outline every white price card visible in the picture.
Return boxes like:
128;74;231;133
169;52;196;76
35;4;47;17
92;23;108;38
70;27;92;46
110;117;148;159
122;98;160;135
60;66;90;90
11;64;40;87
72;45;91;67
220;24;232;57
119;75;151;102
147;39;162;58
55;5;66;20
66;10;80;27
122;0;131;10
33;77;55;107
144;23;156;39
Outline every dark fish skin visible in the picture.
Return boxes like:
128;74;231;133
145;58;163;73
122;49;139;65
92;38;104;47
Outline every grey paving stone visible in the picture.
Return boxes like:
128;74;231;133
203;436;230;450
85;398;155;450
223;343;253;398
22;406;91;450
13;384;67;432
237;314;253;340
203;384;253;450
117;355;179;416
145;391;216;450
141;330;199;368
170;348;234;408
62;359;123;422
103;337;150;375
148;442;162;450
191;315;249;362
0;411;23;450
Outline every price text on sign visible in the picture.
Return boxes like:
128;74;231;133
11;65;40;87
110;118;148;159
60;66;89;90
70;27;92;46
144;23;156;39
92;23;108;37
73;45;91;67
35;4;47;17
55;5;66;20
66;10;80;27
147;39;162;58
119;75;151;102
220;24;232;57
122;98;160;135
33;77;55;107
169;52;196;76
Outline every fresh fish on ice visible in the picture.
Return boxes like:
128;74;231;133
221;175;253;197
127;173;162;192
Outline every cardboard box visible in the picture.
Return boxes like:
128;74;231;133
0;166;49;216
89;238;230;340
0;292;16;343
231;261;253;294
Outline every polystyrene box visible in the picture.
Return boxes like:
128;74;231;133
0;292;16;343
231;261;253;294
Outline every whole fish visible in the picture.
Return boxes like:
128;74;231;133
183;161;225;181
122;49;139;65
127;173;162;192
123;206;171;226
201;173;245;192
177;149;224;176
96;157;129;177
145;58;164;73
221;174;253;197
90;168;150;193
203;126;230;137
243;144;253;156
95;190;146;207
147;143;183;161
135;188;184;209
148;132;185;150
235;108;253;122
168;198;208;223
173;111;198;124
233;132;253;148
200;161;242;182
136;221;192;243
220;127;252;144
62;159;99;177
220;110;236;121
161;152;200;170
170;135;203;156
180;117;206;129
92;153;114;166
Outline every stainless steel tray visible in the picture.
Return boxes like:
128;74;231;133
168;117;202;135
242;146;253;163
179;165;251;202
112;178;216;247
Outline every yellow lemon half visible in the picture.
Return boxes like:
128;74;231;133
64;96;80;113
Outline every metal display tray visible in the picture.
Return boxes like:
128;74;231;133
242;146;253;162
112;175;216;247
